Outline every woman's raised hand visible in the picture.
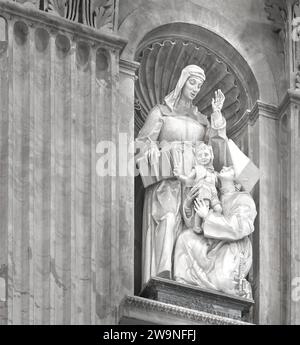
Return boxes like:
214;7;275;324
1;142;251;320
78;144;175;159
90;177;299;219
212;89;225;112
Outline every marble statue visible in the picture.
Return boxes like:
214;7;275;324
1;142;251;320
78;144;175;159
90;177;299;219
136;65;228;286
173;142;222;233
174;165;257;299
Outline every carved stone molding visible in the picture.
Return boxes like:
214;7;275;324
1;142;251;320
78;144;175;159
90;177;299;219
9;0;118;31
278;88;300;117
120;296;252;325
0;1;126;52
12;0;40;9
291;1;300;88
140;278;254;322
264;0;288;36
227;100;279;140
119;58;140;78
264;0;300;89
82;0;116;31
248;100;279;125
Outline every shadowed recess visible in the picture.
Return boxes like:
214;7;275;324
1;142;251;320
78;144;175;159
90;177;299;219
0;16;7;41
76;41;90;66
0;16;7;55
13;21;28;46
55;33;70;59
34;27;50;52
96;48;109;80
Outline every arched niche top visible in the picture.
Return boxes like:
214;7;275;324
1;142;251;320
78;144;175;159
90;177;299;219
134;23;260;136
119;1;279;105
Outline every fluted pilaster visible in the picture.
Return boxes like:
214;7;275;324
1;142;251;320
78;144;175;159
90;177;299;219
0;0;128;324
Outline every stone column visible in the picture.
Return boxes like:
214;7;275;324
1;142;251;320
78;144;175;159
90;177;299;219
266;0;300;325
117;59;140;311
247;101;282;325
278;90;300;324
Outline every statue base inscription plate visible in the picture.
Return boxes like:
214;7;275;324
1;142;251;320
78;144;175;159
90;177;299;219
140;278;254;322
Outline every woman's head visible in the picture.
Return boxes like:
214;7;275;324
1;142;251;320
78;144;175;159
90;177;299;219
182;76;204;102
164;65;206;110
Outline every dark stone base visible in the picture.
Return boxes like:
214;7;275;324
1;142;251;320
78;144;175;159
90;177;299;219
140;278;254;322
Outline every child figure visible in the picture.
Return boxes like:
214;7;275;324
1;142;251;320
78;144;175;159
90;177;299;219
174;142;222;233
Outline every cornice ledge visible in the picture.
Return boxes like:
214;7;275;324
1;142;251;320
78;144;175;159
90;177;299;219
248;100;279;125
0;0;127;52
278;89;300;115
121;295;252;325
120;59;140;78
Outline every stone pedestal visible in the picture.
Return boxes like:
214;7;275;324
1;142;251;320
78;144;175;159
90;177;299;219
140;278;253;322
119;278;253;325
119;296;252;325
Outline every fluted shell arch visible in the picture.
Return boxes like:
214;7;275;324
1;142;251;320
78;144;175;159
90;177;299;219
134;39;248;137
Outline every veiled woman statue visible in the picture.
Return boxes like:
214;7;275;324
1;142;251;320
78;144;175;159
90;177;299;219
136;65;229;286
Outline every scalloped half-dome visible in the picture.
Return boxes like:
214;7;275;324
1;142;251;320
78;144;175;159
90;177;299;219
134;39;248;137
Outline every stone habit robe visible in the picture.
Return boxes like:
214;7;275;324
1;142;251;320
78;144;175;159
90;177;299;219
174;190;257;297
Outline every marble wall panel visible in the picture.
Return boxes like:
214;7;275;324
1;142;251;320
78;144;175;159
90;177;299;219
0;14;8;325
248;104;281;325
0;1;128;324
279;94;300;324
32;26;51;325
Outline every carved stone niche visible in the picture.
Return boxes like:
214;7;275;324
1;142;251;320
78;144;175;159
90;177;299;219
133;23;260;300
135;39;243;137
134;23;259;139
